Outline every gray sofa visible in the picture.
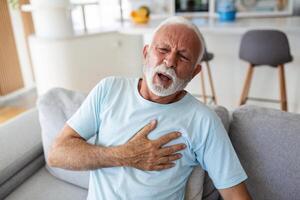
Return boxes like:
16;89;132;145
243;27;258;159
1;88;299;200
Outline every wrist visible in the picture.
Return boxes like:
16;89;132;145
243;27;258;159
108;145;128;167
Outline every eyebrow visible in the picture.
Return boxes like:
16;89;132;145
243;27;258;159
156;42;170;48
157;43;191;53
155;42;192;58
178;49;190;54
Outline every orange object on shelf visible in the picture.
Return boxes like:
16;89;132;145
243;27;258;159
130;6;150;24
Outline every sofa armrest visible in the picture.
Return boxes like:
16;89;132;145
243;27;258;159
0;108;44;199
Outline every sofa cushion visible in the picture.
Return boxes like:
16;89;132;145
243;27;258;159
37;88;91;189
0;108;43;197
230;105;300;200
4;167;87;200
185;165;205;200
38;88;230;200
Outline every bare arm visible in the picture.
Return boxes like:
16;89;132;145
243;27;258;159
47;120;186;171
218;182;252;200
47;124;120;170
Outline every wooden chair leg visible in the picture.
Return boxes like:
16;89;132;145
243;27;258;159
200;69;207;104
278;64;288;111
205;61;217;105
239;64;254;106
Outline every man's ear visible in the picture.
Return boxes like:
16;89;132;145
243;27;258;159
143;45;149;60
191;64;202;79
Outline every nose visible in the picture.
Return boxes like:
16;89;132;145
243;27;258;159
164;52;177;68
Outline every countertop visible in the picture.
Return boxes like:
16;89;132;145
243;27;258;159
113;16;300;35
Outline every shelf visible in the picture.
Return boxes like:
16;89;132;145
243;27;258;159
149;0;293;19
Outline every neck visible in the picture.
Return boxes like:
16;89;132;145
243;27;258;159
138;77;186;104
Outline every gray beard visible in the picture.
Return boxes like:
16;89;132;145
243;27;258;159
143;64;191;97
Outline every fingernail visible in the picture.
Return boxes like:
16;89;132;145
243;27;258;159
149;120;155;126
182;144;186;148
177;132;181;136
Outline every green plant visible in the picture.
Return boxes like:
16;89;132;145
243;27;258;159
9;0;20;9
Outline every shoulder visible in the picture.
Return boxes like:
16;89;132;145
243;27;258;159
93;76;135;92
97;76;136;88
185;95;225;138
91;76;137;101
186;95;219;122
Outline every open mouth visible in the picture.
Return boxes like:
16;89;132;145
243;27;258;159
157;72;172;82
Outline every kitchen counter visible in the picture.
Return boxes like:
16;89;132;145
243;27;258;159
117;16;300;35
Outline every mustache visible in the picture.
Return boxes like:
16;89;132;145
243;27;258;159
153;64;177;81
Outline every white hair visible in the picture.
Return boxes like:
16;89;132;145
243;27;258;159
150;16;206;65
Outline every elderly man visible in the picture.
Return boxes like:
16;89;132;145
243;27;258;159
48;17;251;200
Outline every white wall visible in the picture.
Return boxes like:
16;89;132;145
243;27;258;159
29;32;144;95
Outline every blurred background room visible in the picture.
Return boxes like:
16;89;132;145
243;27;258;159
0;0;299;121
1;1;300;200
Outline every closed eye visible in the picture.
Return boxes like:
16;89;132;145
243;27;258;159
158;47;169;54
179;54;190;62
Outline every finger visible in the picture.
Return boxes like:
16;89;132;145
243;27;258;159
156;153;182;165
155;132;181;146
157;143;186;157
150;163;175;171
140;120;157;137
130;120;157;140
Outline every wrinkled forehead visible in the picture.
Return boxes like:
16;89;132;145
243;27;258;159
151;24;202;56
153;24;200;44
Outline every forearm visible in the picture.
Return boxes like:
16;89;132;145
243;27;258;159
47;122;185;171
48;135;122;171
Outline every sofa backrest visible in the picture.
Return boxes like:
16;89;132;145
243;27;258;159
230;105;300;200
37;87;231;200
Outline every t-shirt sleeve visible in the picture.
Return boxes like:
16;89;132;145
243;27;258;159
195;115;248;189
66;79;107;140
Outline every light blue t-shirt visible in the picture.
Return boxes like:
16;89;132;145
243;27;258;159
67;76;247;200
